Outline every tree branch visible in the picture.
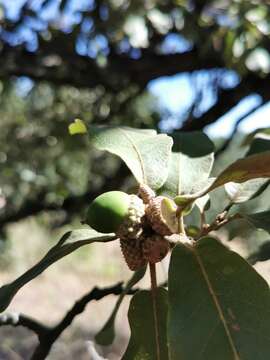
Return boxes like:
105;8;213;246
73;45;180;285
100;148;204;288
0;41;223;90
0;312;49;340
180;73;270;132
0;162;130;230
0;282;138;360
215;100;266;157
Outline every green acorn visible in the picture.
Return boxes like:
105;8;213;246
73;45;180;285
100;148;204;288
86;191;145;238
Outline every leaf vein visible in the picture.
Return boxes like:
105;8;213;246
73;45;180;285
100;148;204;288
120;128;147;184
193;248;241;360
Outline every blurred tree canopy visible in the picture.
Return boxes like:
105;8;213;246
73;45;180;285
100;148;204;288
1;0;270;235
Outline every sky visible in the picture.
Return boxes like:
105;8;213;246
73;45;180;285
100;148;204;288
148;73;270;138
1;0;270;138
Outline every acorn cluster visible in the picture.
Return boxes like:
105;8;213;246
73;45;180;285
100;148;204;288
86;185;178;270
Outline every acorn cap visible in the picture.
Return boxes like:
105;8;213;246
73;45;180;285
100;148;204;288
116;194;145;239
86;191;145;235
146;196;178;235
142;234;169;264
120;238;147;271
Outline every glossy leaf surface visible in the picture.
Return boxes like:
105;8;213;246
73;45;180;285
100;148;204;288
122;288;169;360
168;237;270;360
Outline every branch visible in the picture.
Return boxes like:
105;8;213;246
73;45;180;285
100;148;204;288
0;162;130;230
180;73;270;132
0;312;49;340
116;48;223;86
215;100;266;157
0;282;138;360
0;41;223;90
197;211;241;239
180;81;251;131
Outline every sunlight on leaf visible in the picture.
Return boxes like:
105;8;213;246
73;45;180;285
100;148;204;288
159;132;214;197
68;118;87;135
89;126;173;190
168;237;270;360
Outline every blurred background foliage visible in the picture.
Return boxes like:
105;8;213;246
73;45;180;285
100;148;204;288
1;0;270;241
1;0;270;358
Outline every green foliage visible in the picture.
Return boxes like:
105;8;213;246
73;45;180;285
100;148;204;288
0;229;116;312
224;179;269;204
2;126;270;359
168;238;270;360
209;151;270;190
159;132;214;197
96;266;147;346
122;288;168;360
89;126;173;190
0;83;159;228
241;210;270;234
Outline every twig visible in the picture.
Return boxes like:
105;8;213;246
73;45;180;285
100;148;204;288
178;215;186;236
0;282;138;360
149;263;160;360
199;211;207;233
215;101;264;157
0;313;49;340
196;212;241;239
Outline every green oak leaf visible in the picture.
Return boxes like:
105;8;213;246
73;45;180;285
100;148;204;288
0;229;116;313
168;237;270;360
95;266;147;346
122;288;169;360
159;131;214;198
89;126;173;190
240;210;270;234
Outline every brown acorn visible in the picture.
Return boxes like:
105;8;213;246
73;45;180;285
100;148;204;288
142;234;169;264
120;238;147;271
145;196;178;236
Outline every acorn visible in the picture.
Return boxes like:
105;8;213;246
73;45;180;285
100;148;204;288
145;196;178;236
120;234;169;270
142;234;169;264
86;191;145;239
120;238;147;271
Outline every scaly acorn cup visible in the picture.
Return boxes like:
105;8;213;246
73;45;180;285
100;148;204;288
86;191;145;239
120;238;147;271
120;233;169;271
142;234;169;264
145;196;178;235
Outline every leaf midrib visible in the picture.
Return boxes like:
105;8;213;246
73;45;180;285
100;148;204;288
120;128;147;184
192;246;241;360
